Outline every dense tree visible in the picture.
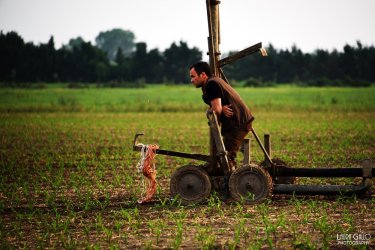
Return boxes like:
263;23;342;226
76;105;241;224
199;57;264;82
54;39;110;83
146;48;165;83
163;41;202;83
63;37;85;51
0;31;25;82
95;28;135;61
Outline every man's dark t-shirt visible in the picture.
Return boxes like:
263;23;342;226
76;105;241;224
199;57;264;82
202;76;254;133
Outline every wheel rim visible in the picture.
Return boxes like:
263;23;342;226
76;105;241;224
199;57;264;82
229;165;272;203
235;171;266;200
177;171;207;199
170;165;211;204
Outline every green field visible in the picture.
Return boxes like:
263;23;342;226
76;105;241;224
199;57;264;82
1;84;375;112
1;85;374;249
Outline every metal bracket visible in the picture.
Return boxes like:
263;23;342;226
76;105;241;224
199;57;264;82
241;138;251;165
362;159;373;178
133;133;144;150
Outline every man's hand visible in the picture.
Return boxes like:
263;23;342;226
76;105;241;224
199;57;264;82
223;104;233;118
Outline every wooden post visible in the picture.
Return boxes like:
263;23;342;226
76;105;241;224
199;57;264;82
204;0;267;175
206;0;222;174
206;0;221;76
242;138;251;165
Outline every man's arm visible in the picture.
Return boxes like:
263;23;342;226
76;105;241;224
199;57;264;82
210;98;222;115
211;98;233;117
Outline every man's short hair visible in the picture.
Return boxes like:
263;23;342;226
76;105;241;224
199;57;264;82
190;61;212;76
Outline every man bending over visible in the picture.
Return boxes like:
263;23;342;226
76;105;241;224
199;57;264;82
189;61;254;173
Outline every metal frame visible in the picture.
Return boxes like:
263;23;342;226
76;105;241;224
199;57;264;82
132;0;374;200
133;113;374;197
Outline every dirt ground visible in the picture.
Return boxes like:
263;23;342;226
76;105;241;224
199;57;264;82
2;178;374;249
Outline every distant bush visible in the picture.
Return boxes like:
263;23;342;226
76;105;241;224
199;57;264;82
66;82;89;88
303;77;338;87
96;81;146;88
339;77;372;87
0;82;46;89
244;77;275;87
301;77;372;87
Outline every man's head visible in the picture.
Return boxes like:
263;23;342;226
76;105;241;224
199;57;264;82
189;61;212;88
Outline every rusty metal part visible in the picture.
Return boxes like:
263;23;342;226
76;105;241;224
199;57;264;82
261;158;296;184
273;179;373;195
362;159;373;178
170;165;212;205
229;164;273;204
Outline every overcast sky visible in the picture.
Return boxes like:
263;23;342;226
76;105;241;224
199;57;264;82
1;0;374;59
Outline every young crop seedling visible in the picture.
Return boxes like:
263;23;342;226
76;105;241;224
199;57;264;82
172;218;184;249
195;226;216;250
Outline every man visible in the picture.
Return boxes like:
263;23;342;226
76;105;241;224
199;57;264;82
189;61;254;173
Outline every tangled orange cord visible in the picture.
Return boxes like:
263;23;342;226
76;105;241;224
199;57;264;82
137;144;159;203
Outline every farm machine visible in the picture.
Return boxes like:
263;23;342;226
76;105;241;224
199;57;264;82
133;0;374;204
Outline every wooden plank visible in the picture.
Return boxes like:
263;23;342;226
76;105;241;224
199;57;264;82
218;42;262;67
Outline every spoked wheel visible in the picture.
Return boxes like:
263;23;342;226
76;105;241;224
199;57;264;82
229;164;273;204
170;165;211;205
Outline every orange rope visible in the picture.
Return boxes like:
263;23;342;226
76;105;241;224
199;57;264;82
137;144;159;203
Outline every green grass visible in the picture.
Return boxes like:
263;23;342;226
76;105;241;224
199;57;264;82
1;84;374;112
0;84;374;248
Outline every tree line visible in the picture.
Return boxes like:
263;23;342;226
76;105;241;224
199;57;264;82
224;43;375;87
1;29;374;87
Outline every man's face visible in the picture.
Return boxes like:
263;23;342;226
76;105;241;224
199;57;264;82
190;67;205;88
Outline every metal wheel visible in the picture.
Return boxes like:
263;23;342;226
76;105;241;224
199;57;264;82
229;164;273;204
170;165;211;205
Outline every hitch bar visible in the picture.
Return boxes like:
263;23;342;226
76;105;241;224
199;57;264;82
133;133;210;162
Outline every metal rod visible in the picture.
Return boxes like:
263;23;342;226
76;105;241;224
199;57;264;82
264;134;271;168
251;129;273;164
133;133;210;162
133;145;210;162
218;67;229;83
